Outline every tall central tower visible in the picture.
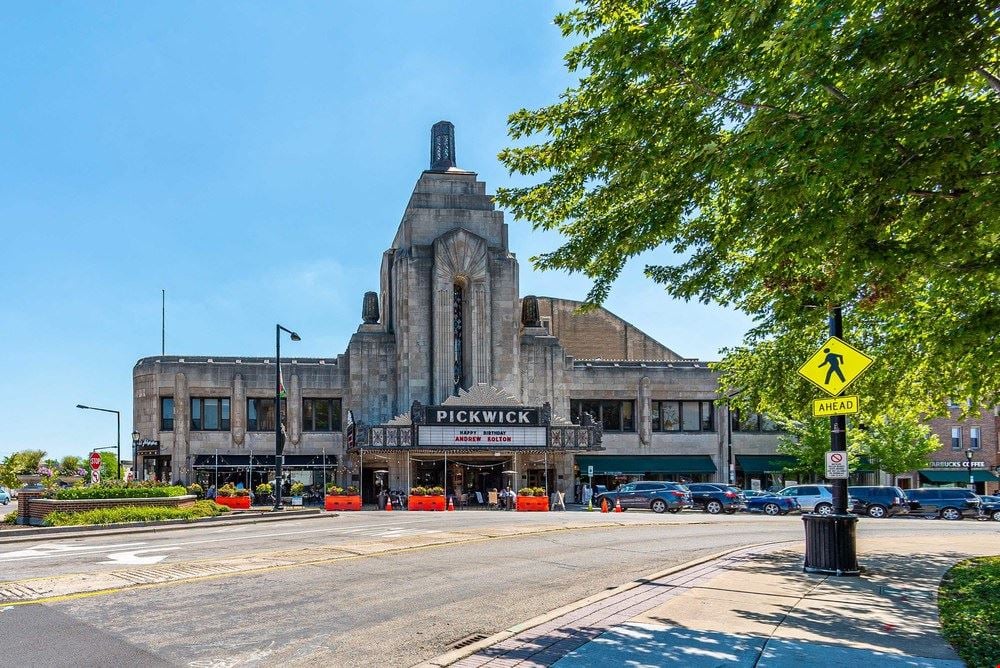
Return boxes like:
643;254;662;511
377;122;520;408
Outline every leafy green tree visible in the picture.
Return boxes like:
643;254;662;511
497;0;999;420
98;452;120;481
851;417;941;482
0;449;47;488
775;418;863;479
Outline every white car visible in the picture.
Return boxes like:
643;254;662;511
777;485;834;514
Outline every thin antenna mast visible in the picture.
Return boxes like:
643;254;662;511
161;289;165;355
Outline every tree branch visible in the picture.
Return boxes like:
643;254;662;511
908;188;968;199
666;61;806;120
976;66;1000;95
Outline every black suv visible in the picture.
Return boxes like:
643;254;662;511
686;483;743;514
903;487;981;520
848;486;909;518
595;482;692;513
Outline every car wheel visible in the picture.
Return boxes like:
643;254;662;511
706;500;723;514
763;502;780;516
651;499;667;514
867;504;887;519
667;508;680;514
940;507;962;521
814;503;833;516
992;509;1000;522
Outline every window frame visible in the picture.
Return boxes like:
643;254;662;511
189;397;230;432
570;400;636;433
652;400;716;433
969;426;981;450
950;427;962;450
302;398;343;432
247;397;287;432
160;397;174;432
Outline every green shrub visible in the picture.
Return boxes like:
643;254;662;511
255;483;273;496
939;556;1000;668
518;487;532;496
290;482;305;496
186;483;204;498
326;483;344;495
532;487;547;497
410;486;427;497
345;485;358;495
428;486;444;496
53;485;187;500
43;500;230;526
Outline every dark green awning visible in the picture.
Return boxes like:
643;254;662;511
735;455;797;474
576;455;716;475
918;469;999;484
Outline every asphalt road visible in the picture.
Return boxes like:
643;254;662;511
0;510;996;667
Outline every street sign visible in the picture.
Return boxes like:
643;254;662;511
812;395;860;418
90;452;102;471
798;336;874;396
825;451;849;479
587;465;594;478
91;469;101;485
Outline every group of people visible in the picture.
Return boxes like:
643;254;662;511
495;486;516;510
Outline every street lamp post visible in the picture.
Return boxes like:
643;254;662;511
274;324;301;511
965;448;974;490
77;404;121;479
131;430;141;481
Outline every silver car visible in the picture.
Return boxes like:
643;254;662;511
777;485;834;514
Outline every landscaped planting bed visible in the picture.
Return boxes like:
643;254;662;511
939;556;1000;668
42;500;230;526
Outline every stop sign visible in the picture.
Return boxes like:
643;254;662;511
90;452;102;471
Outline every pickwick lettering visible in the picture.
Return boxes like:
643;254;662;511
426;406;540;426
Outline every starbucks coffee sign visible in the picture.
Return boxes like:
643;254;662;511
426;406;540;426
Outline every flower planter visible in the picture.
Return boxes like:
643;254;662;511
59;475;84;485
214;496;251;510
516;496;549;512
408;495;446;511
325;495;362;511
16;475;43;487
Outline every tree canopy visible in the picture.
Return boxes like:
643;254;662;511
497;0;999;420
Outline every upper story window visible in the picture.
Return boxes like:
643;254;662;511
570;400;635;432
160;397;174;431
652;400;714;432
951;427;962;450
731;411;781;433
970;427;981;450
191;398;230;431
248;398;286;432
303;398;342;432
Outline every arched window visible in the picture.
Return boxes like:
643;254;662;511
453;283;464;394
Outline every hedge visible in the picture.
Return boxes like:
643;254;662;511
53;485;188;500
43;501;230;526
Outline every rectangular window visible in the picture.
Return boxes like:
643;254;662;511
654;400;715;432
190;398;230;431
970;427;980;450
951;427;961;450
570;400;635;432
650;402;660;432
302;398;342;432
247;398;286;431
160;397;174;431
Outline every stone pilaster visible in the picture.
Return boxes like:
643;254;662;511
173;372;189;482
290;373;301;446
638;376;651;446
232;373;245;446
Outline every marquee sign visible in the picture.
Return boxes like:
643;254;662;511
425;406;540;426
418;425;547;447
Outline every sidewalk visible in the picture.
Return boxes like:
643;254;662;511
427;535;996;667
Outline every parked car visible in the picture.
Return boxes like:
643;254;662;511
976;496;1000;522
0;488;10;505
686;483;743;514
595;481;692;513
903;488;981;520
745;493;800;516
777;485;835;514
848;486;910;518
741;490;770;500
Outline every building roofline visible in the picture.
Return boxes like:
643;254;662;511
134;355;339;369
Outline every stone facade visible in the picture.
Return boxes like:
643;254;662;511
132;122;785;502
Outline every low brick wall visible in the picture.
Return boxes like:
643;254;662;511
17;492;197;526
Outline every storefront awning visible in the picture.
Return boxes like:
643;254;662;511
735;455;797;474
193;454;337;468
918;469;999;484
576;455;716;475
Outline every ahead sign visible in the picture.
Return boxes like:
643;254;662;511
825;451;849;479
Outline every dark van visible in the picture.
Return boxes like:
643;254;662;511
903;488;980;520
848;486;909;518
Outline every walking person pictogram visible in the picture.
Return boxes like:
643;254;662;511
818;348;845;384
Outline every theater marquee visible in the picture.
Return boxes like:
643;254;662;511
419;425;547;447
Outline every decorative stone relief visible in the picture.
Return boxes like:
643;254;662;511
362;291;380;324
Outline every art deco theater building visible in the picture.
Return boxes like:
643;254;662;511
132;123;783;503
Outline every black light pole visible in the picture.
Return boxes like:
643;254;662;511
77;404;121;479
131;430;141;481
966;448;974;490
273;324;301;511
829;307;849;515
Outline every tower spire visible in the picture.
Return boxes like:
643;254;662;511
430;121;456;171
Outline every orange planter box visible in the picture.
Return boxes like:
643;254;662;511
516;496;549;512
214;496;251;510
325;495;362;511
408;495;446;511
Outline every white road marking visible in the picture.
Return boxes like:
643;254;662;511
103;547;182;565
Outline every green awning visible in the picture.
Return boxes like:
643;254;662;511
735;454;797;474
576;455;716;475
918;469;999;484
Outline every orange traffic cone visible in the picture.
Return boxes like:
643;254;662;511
385;498;393;511
614;498;623;513
447;497;455;511
601;498;609;513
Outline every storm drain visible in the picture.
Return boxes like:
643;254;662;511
452;633;488;649
0;583;47;601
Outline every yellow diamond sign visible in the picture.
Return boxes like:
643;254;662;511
798;336;874;397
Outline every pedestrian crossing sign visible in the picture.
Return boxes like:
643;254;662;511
798;336;874;397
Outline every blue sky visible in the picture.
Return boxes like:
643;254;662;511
0;2;752;460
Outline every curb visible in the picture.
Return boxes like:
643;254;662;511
413;539;799;668
0;509;329;544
